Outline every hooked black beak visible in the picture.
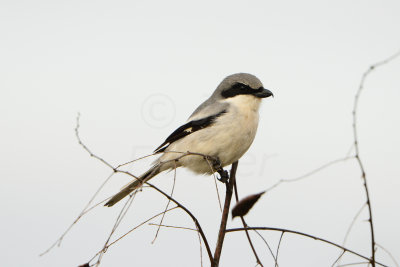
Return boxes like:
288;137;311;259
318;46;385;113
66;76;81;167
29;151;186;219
254;87;274;98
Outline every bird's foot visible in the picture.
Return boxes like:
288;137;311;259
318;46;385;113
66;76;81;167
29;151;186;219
211;156;222;171
209;156;229;183
217;169;229;183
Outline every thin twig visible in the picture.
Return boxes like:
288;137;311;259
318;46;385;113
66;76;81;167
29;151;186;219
253;231;277;264
237;218;264;267
204;157;223;212
213;175;223;212
111;168;215;265
352;49;400;266
40;180;114;256
264;157;354;194
331;251;346;267
345;143;355;158
226;227;389;267
338;262;369;267
337;203;367;266
94;192;137;266
198;230;204;267
115;152;158;169
88;206;179;264
40;115;118;256
275;232;284;267
74;116;215;266
233;179;264;266
148;223;198;231
376;243;400;267
343;203;367;247
151;160;178;243
75;113;114;169
213;161;238;266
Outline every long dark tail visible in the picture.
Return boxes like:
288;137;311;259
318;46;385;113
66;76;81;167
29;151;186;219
104;166;160;207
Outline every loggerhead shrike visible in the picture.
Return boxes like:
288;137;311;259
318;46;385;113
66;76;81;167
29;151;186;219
105;73;273;207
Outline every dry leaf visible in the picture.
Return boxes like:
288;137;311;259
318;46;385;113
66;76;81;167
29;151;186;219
232;191;265;219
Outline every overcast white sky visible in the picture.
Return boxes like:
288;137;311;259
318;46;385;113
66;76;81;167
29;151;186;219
1;0;400;266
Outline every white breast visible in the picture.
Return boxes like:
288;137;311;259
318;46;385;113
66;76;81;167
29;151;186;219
158;95;262;174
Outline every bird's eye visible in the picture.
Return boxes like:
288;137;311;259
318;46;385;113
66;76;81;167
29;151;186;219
221;83;254;98
233;83;249;90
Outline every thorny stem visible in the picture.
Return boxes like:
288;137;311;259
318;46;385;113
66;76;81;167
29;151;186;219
352;49;400;266
213;161;238;266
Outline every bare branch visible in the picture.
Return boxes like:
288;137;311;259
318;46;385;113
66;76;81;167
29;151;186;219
264;156;354;194
275;232;284;267
94;191;137;266
337;262;369;267
352;49;400;266
115;153;158;169
252;231;277;265
233;180;265;266
213;161;238;266
74;115;215;266
151;160;178;244
63;50;400;267
198;230;204;267
87;206;179;265
226;227;390;267
75;113;115;170
337;203;367;266
40;178;114;256
148;223;198;232
376;243;400;267
331;251;346;267
99;168;215;265
236;219;264;267
40;115;118;256
343;203;367;247
203;156;223;212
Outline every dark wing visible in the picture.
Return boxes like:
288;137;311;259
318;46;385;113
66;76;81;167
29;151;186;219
154;110;227;153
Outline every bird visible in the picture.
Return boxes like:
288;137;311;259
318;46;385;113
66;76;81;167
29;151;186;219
105;73;273;207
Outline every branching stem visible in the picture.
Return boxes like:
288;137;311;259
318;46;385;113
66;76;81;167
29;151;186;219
352;49;400;266
226;227;389;267
213;161;238;266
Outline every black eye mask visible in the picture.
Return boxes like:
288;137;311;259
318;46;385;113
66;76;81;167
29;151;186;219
221;83;265;98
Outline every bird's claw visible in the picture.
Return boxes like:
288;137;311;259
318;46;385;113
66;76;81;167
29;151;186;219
217;169;229;183
211;157;222;171
210;156;229;183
